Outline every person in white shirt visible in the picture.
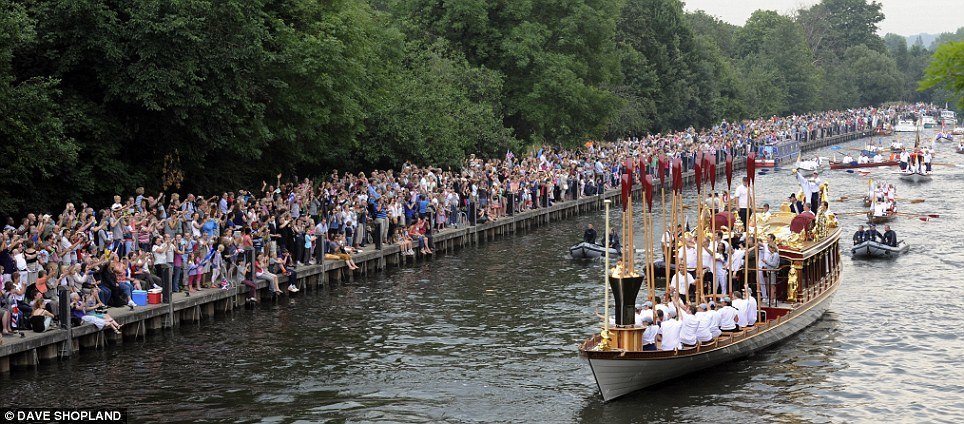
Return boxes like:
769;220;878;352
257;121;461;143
796;169;822;213
731;291;750;329
745;286;759;327
694;303;715;343
658;310;683;351
676;303;701;348
670;268;694;304
718;297;739;332
641;313;659;351
733;177;749;228
152;235;173;302
707;301;722;339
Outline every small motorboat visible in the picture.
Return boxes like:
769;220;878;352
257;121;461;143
569;242;618;259
867;211;896;224
953;127;964;136
852;240;909;258
899;172;932;183
829;160;898;170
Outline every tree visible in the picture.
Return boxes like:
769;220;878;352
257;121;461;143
393;0;623;145
0;0;82;215
843;44;904;106
919;41;964;109
735;10;821;115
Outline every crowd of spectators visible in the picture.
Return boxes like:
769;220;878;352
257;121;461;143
0;103;931;338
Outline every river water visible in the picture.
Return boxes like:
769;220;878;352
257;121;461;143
4;133;964;423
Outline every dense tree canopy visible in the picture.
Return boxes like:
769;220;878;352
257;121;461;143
0;0;959;216
919;41;964;109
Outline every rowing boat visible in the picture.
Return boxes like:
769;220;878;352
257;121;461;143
898;172;932;183
829;160;898;170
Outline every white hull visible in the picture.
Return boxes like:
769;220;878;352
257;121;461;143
851;240;908;257
894;124;917;132
569;242;618;259
586;283;837;401
899;172;932;183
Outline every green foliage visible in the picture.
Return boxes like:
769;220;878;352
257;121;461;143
734;11;821;115
0;0;80;214
919;41;964;109
0;0;942;217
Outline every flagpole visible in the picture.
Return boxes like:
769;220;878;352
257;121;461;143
604;199;611;336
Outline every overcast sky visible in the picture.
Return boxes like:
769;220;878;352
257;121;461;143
682;0;963;36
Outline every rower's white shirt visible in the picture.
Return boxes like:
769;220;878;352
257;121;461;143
679;313;700;346
719;305;738;330
677;246;698;269
872;155;883;163
900;151;910;162
695;311;714;342
732;298;750;327
642;324;659;345
671;272;694;295
708;309;722;338
730;248;745;272
734;184;748;208
658;319;683;351
746;295;758;326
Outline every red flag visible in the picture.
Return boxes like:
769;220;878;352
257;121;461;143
694;153;703;195
706;154;717;191
620;173;632;211
725;154;733;189
672;158;683;193
746;152;757;185
659;155;668;187
643;175;654;212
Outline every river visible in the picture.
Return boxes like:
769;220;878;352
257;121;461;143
4;132;964;423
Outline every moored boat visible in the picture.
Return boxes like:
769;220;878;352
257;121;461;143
922;115;937;128
894;120;917;132
940;109;957;126
570;242;618;259
851;240;908;258
829;160;898;170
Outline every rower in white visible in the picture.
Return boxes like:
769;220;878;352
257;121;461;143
718;297;739;333
732;290;750;329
